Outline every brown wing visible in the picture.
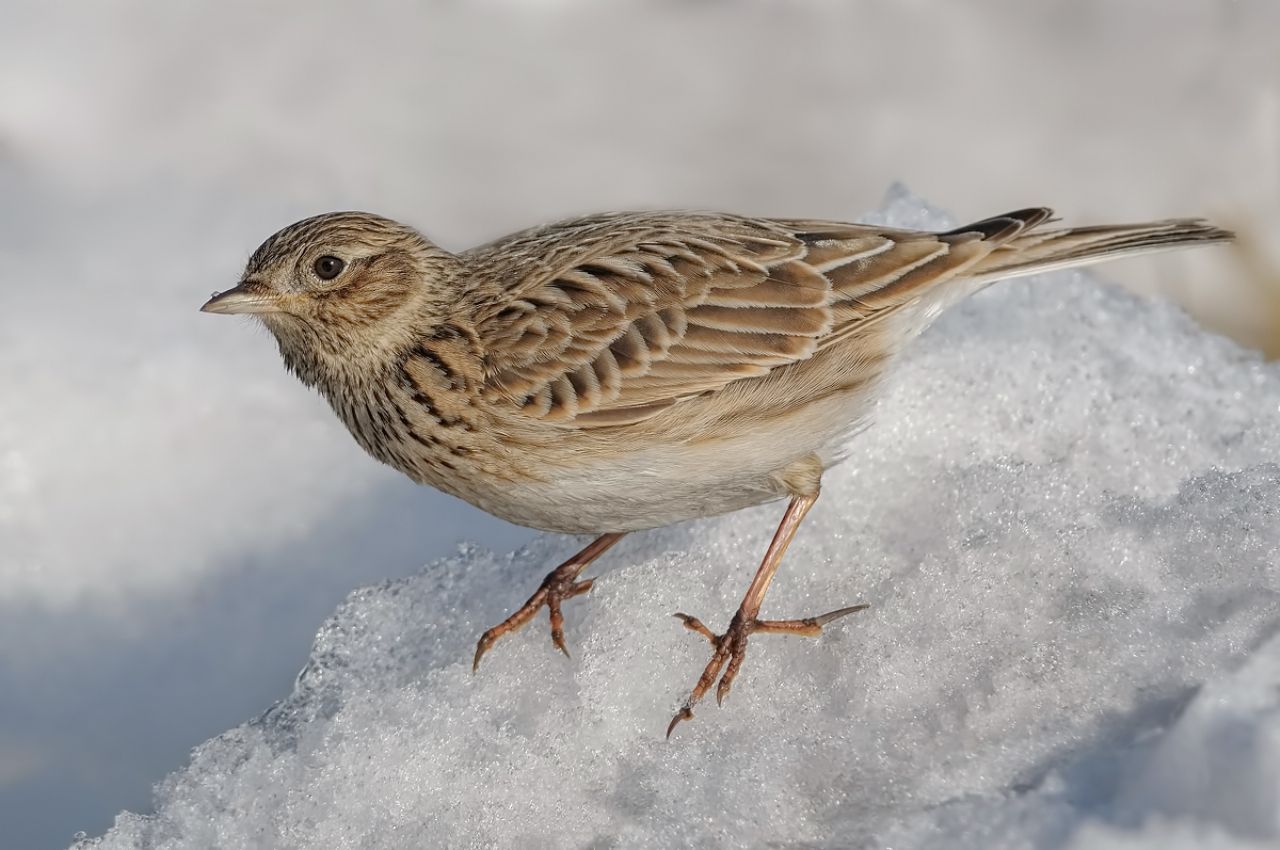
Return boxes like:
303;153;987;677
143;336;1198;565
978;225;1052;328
466;208;1053;428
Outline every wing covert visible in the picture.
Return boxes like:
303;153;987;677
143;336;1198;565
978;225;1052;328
468;209;1043;427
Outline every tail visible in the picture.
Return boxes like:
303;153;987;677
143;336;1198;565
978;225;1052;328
951;208;1235;285
809;206;1234;347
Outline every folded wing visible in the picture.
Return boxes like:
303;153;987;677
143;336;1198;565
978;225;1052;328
467;209;1230;428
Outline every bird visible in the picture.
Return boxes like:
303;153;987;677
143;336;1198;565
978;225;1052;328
201;204;1232;736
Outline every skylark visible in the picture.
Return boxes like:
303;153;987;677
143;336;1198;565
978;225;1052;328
202;205;1231;735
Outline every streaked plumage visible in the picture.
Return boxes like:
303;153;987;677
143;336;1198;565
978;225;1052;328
202;205;1232;734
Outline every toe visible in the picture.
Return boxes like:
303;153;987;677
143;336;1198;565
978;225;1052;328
715;636;748;706
547;598;571;658
673;613;718;643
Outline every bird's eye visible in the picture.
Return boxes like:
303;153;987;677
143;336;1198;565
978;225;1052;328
313;255;346;280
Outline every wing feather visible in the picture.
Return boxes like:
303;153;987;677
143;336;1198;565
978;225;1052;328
465;207;1228;428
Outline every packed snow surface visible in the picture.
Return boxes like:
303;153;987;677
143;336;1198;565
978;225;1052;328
79;191;1280;849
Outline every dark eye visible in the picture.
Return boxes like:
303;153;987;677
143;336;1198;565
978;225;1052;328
313;255;346;280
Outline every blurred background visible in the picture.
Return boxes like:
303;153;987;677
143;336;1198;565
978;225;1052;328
0;1;1275;847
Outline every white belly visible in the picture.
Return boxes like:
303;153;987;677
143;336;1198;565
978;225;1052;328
464;395;878;534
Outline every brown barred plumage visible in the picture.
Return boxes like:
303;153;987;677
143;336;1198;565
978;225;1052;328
202;204;1232;734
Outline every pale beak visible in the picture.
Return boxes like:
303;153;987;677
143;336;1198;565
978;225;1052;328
199;281;282;315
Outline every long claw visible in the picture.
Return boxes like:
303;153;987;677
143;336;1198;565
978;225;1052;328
754;603;869;636
472;632;496;673
813;604;870;626
666;706;693;739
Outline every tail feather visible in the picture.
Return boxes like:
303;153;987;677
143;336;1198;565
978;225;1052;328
968;216;1234;283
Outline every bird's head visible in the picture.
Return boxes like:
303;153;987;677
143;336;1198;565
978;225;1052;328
202;211;462;381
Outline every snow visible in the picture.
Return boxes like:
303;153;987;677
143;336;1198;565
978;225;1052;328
75;189;1280;849
1;1;1276;845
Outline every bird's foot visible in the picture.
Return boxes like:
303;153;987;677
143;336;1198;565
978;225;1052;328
472;563;595;671
665;603;868;738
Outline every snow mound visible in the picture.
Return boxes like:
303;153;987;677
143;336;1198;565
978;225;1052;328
77;189;1280;849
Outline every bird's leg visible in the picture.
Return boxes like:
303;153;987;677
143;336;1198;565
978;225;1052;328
473;532;625;671
667;491;867;737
